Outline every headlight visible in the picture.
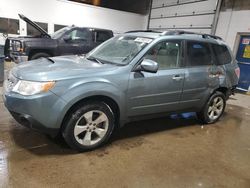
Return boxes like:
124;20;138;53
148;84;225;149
12;80;55;96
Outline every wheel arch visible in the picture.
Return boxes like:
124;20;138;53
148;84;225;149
28;49;54;60
214;86;230;100
199;86;229;112
60;95;121;132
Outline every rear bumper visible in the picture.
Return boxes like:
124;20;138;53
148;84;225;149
225;85;237;100
231;85;237;95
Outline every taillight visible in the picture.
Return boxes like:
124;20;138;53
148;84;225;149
235;67;240;78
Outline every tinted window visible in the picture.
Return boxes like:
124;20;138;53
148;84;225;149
212;44;232;65
187;41;212;66
66;29;89;41
54;24;67;32
94;31;111;42
27;22;48;36
145;40;181;70
0;17;19;34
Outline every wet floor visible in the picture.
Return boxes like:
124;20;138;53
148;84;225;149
0;90;250;188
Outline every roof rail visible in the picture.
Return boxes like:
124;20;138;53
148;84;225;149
125;30;161;33
162;30;222;40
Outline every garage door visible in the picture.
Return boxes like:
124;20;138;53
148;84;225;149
148;0;219;34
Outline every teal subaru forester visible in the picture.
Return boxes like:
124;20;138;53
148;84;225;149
3;30;240;151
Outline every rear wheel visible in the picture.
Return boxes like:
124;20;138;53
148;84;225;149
30;52;50;60
197;91;226;124
62;101;115;152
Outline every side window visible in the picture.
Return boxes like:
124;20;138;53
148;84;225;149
144;40;181;70
212;44;232;65
0;17;19;34
187;41;212;66
27;22;47;36
94;31;111;43
66;29;89;42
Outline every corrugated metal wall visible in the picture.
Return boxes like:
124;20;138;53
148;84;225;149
148;0;219;34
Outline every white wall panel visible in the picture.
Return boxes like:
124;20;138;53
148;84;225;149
150;14;214;29
149;0;218;33
152;0;177;8
151;0;216;18
152;0;207;8
216;10;250;49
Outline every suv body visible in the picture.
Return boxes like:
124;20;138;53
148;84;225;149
3;30;239;151
4;14;113;63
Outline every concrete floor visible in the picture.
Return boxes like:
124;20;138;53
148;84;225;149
0;85;250;187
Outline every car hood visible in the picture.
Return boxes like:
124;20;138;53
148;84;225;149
11;55;119;81
19;14;50;38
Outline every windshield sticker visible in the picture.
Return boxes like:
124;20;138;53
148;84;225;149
134;37;152;43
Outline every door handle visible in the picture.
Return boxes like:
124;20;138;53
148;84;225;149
172;75;183;81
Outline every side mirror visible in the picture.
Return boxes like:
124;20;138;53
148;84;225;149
135;59;158;73
63;35;71;42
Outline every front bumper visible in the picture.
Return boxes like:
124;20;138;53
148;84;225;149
10;52;28;63
3;90;67;137
9;111;59;136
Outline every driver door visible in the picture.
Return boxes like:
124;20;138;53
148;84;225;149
58;28;91;55
127;40;185;117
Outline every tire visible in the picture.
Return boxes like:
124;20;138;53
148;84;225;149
62;101;115;152
30;52;50;60
197;91;226;124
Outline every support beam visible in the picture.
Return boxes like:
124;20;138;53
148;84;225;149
211;0;222;35
147;0;153;30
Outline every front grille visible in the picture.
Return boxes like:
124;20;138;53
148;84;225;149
10;40;21;52
4;72;18;92
4;38;22;57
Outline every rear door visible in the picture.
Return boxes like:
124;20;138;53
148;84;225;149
180;40;219;109
127;40;185;116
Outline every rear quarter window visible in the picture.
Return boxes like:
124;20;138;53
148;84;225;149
187;41;212;66
212;44;232;65
94;31;112;43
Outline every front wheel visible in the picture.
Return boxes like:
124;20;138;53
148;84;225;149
62;101;115;152
197;91;226;124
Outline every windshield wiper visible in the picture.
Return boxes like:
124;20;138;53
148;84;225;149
122;55;131;62
86;56;104;64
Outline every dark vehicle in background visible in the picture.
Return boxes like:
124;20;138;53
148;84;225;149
4;14;113;63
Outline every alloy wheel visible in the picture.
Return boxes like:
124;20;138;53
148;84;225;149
73;110;109;146
207;96;224;121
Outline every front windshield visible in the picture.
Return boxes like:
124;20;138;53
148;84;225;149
86;35;152;65
51;27;71;39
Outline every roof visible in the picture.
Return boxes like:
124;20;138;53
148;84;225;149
124;31;162;39
124;30;225;44
67;26;113;32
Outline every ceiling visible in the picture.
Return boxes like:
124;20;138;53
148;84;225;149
69;0;151;14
